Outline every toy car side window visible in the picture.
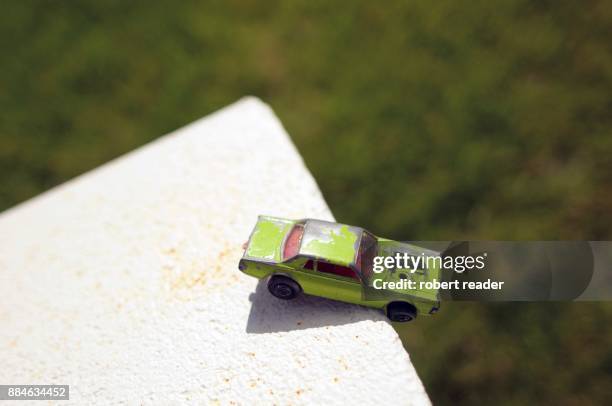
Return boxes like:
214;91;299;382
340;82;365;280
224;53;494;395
316;260;359;282
304;259;315;270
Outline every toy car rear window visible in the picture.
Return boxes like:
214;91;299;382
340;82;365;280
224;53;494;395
283;224;304;260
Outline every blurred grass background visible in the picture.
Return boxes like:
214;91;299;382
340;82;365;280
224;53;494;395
1;1;611;404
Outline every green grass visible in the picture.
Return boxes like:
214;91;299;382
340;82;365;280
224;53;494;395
1;1;611;404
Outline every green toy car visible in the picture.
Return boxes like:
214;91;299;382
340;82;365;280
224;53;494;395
238;216;441;322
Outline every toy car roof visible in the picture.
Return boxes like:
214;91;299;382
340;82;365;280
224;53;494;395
298;219;364;267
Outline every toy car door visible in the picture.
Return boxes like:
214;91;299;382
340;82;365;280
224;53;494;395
308;259;362;304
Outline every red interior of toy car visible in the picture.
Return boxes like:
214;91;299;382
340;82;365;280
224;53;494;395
283;224;304;260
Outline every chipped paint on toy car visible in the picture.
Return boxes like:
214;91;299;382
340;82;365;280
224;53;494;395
299;220;361;267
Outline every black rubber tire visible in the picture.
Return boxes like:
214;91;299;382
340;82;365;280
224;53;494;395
268;275;301;300
386;302;417;322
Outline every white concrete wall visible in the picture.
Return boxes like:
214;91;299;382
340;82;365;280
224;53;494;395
0;97;430;405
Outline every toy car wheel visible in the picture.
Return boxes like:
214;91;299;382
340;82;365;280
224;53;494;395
268;275;301;300
386;302;417;322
